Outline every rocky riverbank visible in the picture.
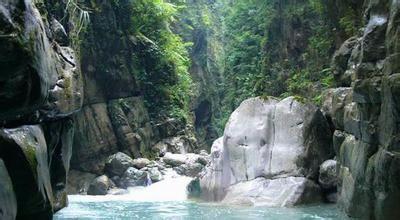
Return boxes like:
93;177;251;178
68;151;209;196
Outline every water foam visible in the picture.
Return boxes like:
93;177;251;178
68;171;193;203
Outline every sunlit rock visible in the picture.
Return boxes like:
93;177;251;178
198;96;333;206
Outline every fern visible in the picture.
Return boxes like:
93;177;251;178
65;0;91;36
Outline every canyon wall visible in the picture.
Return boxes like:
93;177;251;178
325;0;400;219
0;0;81;218
0;0;198;218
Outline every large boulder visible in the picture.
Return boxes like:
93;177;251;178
104;152;135;177
119;167;150;188
87;175;111;196
198;97;333;206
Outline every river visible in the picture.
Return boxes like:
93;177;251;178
55;176;348;220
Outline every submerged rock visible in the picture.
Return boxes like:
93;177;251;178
87;175;111;195
197;97;333;206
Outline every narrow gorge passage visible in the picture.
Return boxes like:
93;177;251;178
0;0;399;220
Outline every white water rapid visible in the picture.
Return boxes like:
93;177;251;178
68;170;193;203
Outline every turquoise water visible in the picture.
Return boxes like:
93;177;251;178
55;198;347;220
55;177;348;220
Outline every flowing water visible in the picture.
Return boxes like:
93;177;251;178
55;176;348;220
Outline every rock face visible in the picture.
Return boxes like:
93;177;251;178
67;0;155;175
0;160;17;220
323;0;400;219
69;0;194;175
66;170;96;195
196;97;333;205
0;1;83;125
0;0;81;218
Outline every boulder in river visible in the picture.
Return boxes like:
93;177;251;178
197;97;333;206
87;175;111;195
148;167;163;183
119;167;150;188
104;152;135;177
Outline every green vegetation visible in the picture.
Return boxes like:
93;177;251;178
130;0;193;123
67;0;355;139
65;0;91;45
338;6;359;37
214;0;336;129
